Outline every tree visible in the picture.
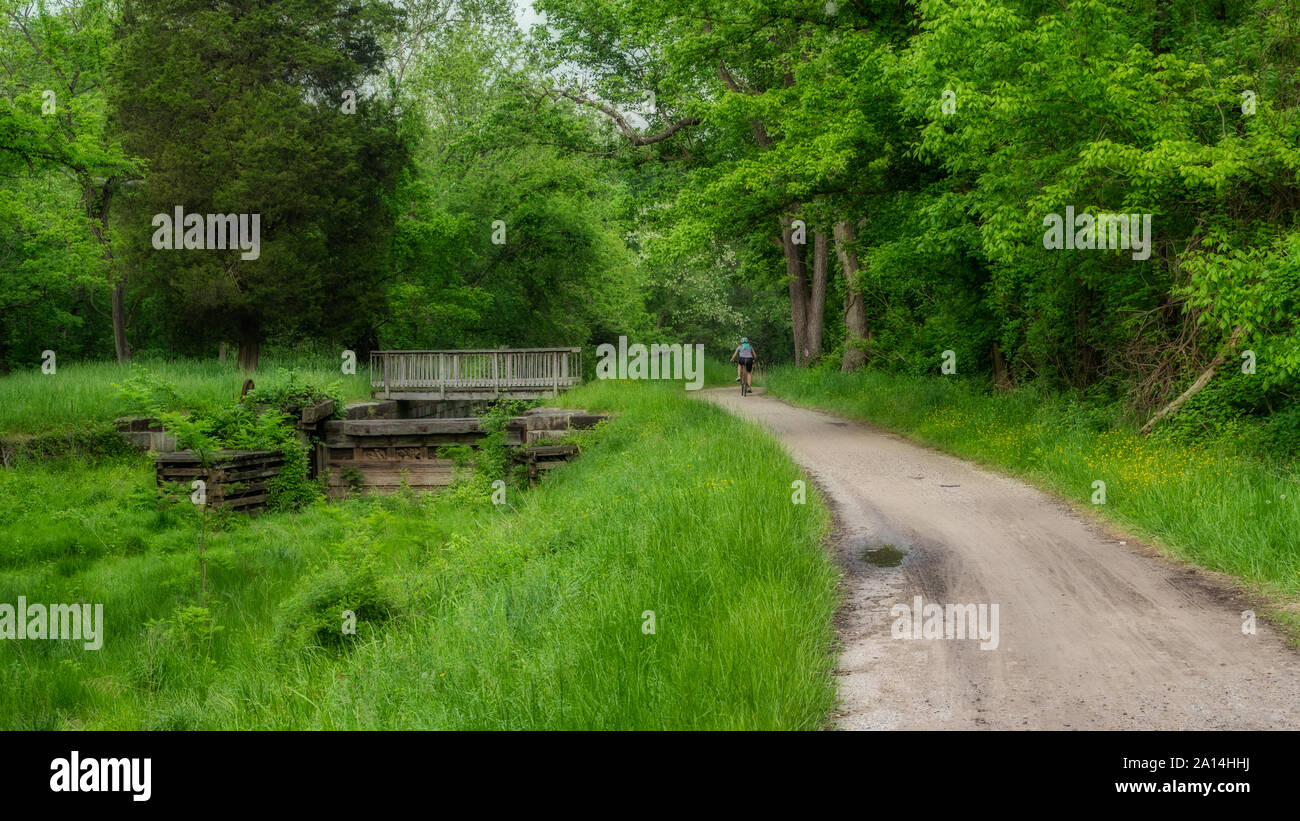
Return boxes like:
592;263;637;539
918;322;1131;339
379;0;651;350
1;0;139;363
111;0;409;370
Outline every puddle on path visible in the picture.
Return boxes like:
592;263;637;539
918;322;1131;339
861;544;907;567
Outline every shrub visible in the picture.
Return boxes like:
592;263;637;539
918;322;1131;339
273;536;397;654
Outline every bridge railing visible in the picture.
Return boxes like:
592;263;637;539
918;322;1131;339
370;348;583;396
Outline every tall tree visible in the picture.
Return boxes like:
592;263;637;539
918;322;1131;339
111;0;408;370
1;0;139;362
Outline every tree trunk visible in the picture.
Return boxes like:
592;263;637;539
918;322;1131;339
806;230;828;364
991;341;1013;392
219;342;228;364
83;177;130;363
1140;326;1244;435
354;329;381;359
834;221;869;372
111;280;131;363
236;323;261;372
782;213;810;367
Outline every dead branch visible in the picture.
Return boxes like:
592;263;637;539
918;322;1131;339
1139;325;1245;435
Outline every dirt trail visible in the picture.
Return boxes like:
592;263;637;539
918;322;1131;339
703;387;1300;729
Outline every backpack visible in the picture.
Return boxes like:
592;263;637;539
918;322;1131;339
738;343;754;360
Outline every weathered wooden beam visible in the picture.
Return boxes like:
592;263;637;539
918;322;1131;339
344;400;399;420
156;449;269;464
155;448;285;512
299;398;337;426
341;419;484;436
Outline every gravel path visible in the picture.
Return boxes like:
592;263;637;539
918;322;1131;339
704;387;1300;729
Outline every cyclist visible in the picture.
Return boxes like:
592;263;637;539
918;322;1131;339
730;337;758;392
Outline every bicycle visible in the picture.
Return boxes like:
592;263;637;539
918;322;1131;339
740;360;756;396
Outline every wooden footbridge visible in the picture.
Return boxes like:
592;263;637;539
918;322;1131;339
370;348;582;400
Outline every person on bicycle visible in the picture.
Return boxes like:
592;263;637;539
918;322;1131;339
730;337;758;391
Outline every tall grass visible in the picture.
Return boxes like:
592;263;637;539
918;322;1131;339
766;367;1300;610
0;356;373;435
0;380;838;729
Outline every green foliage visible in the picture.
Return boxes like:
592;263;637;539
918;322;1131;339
241;369;341;416
527;0;1300;436
4;0;656;369
155;410;221;465
7;0;1300;445
145;604;223;656
274;530;397;654
113;369;182;420
0;423;134;466
381;8;652;351
434;443;475;469
0;357;370;436
1263;403;1300;457
430;400;534;506
476;400;530;481
0;0;140;372
339;466;365;494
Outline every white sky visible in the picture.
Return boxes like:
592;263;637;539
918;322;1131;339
514;0;545;31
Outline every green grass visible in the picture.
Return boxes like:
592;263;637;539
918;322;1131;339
0;379;838;729
0;356;373;435
766;366;1300;615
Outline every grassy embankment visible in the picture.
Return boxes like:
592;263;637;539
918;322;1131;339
765;366;1300;628
0;373;838;729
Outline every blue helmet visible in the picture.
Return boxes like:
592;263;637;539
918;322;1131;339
740;337;748;344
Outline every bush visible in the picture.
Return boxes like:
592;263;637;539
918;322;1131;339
273;528;397;653
476;399;531;482
145;604;224;656
241;369;341;417
1263;403;1300;457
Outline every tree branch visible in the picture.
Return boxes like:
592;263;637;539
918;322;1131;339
544;88;699;146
